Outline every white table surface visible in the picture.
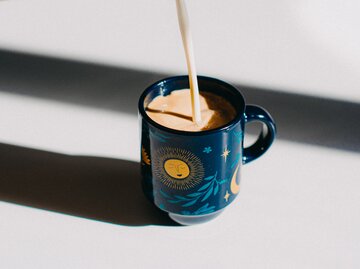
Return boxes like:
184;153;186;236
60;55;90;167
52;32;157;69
0;0;359;267
0;0;360;102
1;92;359;269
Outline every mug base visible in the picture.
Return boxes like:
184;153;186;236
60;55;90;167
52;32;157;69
168;209;224;225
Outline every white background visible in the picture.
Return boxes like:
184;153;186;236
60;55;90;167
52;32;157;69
0;0;359;102
0;1;359;268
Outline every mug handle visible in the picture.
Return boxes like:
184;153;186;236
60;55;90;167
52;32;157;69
243;105;276;164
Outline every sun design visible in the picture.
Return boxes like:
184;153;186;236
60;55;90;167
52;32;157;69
153;147;204;190
141;146;151;165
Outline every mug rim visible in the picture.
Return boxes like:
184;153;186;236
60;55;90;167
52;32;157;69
138;75;246;136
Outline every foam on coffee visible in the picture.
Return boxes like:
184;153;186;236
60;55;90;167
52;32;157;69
146;89;236;132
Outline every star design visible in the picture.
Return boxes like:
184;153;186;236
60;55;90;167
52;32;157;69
221;147;230;162
224;191;230;202
203;146;212;154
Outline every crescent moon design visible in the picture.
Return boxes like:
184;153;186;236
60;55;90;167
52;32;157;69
230;164;240;194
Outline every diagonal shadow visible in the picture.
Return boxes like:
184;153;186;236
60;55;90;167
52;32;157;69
0;49;359;152
0;143;177;226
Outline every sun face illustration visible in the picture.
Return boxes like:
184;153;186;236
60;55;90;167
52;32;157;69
164;159;190;179
153;147;204;190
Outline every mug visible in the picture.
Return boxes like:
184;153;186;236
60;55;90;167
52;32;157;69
138;76;276;225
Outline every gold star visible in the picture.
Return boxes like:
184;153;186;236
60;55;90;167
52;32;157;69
224;191;230;202
221;147;230;162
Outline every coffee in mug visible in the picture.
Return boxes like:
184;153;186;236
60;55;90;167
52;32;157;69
138;76;276;225
146;89;236;132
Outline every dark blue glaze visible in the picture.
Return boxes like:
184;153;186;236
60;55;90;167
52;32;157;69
138;76;276;225
243;105;277;164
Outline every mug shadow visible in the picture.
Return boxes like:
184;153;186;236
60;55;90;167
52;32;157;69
0;143;178;226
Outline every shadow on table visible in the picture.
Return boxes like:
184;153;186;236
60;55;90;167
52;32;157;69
0;143;178;227
1;49;359;152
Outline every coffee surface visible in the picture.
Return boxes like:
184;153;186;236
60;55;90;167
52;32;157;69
146;89;236;131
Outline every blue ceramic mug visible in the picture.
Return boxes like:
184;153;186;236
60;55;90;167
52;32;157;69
138;76;276;225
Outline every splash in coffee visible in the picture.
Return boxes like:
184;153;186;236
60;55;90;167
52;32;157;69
146;89;236;132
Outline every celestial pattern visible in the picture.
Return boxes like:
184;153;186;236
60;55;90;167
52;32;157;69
224;191;230;202
164;159;190;179
203;146;212;154
143;125;246;216
230;164;240;194
221;146;230;162
141;146;151;165
153;147;204;190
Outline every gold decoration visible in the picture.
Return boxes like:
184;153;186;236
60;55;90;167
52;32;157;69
164;159;190;179
230;164;240;194
153;147;204;190
221;147;230;162
224;190;231;202
141;146;151;165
